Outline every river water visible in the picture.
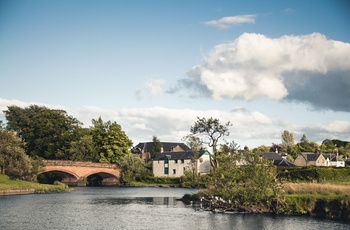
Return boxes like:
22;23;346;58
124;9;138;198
0;187;349;230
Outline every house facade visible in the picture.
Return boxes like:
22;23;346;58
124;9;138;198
294;153;327;167
131;142;190;162
323;153;345;167
152;150;210;177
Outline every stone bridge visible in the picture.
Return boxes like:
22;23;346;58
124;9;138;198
39;160;121;186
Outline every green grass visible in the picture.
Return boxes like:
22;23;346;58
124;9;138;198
0;174;70;194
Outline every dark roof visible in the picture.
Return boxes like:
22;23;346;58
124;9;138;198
261;152;283;161
273;159;295;167
323;153;344;162
153;149;208;161
132;142;190;153
300;152;322;161
154;151;194;161
261;152;294;166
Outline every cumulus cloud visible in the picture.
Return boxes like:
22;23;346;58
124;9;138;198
0;98;349;148
171;33;350;112
204;15;256;29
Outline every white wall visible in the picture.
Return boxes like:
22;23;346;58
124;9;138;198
153;159;192;177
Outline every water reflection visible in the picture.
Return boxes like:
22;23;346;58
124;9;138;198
0;187;349;230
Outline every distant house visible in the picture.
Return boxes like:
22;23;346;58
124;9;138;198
131;142;190;162
322;153;345;167
294;153;327;167
152;150;210;177
261;152;295;166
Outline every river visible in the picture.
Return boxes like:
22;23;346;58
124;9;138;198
0;187;349;230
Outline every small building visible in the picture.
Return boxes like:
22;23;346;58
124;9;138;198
152;150;210;177
322;153;345;167
131;142;190;162
294;152;327;167
261;152;295;166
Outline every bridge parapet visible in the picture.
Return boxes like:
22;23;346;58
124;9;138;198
44;160;118;169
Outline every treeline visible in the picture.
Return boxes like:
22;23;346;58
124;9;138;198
0;105;138;181
2;105;132;162
251;130;350;161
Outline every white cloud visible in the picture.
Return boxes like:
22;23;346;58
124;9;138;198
177;33;350;111
145;79;164;98
204;15;256;29
0;98;349;148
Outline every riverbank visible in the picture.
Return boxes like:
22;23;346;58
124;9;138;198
0;174;71;196
181;182;350;223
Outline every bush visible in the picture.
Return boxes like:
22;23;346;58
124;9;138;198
278;167;350;182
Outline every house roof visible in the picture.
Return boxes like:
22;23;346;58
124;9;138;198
323;153;344;162
154;151;194;161
273;159;295;166
132;142;190;153
261;152;283;161
153;149;208;161
300;152;322;161
261;152;294;166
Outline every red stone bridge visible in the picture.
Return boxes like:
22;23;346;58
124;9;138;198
39;160;121;186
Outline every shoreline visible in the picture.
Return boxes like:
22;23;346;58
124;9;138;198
0;188;36;196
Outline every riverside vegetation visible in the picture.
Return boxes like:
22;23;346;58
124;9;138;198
0;174;70;195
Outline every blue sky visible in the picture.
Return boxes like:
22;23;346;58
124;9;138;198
1;0;350;149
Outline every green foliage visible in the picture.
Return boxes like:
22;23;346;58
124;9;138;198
204;153;284;211
150;136;162;159
69;134;99;162
119;153;150;184
0;129;44;180
0;174;69;193
190;117;232;171
4;105;83;159
91;117;133;163
278;167;350;182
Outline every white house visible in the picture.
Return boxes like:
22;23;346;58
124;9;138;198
323;153;345;167
152;150;211;177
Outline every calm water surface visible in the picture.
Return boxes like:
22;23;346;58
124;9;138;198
0;187;349;230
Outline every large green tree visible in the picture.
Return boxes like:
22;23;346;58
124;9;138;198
119;152;150;184
4;105;83;159
91;117;133;163
0;129;43;180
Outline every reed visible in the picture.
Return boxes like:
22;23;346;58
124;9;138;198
284;182;350;196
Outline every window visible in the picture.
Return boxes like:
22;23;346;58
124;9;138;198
175;160;178;164
181;159;184;164
173;169;176;174
164;167;169;175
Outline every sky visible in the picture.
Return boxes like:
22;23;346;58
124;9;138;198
1;0;350;149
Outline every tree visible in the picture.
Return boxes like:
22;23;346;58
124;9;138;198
150;136;162;159
189;117;232;172
252;145;270;154
119;152;150;185
0;129;43;180
297;134;315;152
69;134;99;162
205;152;285;213
91;117;133;163
4;105;83;159
281;130;295;156
219;140;240;155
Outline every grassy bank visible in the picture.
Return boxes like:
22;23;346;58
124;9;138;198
0;174;70;195
283;183;350;221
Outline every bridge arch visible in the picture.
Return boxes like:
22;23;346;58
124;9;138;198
39;160;122;186
38;169;79;186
